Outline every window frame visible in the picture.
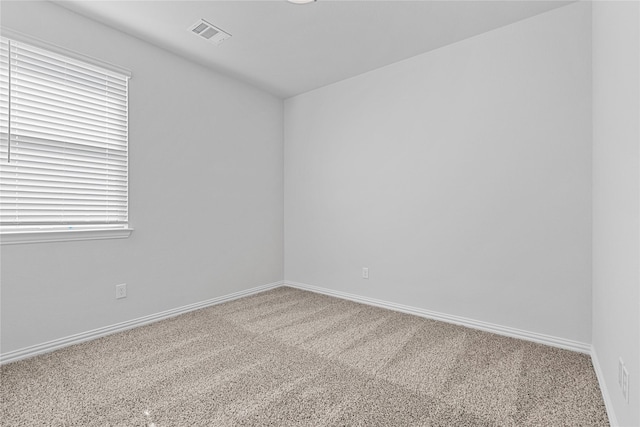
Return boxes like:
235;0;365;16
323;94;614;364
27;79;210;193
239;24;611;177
0;29;133;245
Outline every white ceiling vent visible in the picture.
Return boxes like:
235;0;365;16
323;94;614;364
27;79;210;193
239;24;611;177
188;19;231;46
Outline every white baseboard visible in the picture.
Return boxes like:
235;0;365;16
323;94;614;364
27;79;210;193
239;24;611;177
0;280;284;365
285;281;591;354
591;346;619;426
1;279;592;361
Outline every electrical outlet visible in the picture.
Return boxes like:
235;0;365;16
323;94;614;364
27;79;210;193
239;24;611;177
362;267;369;279
618;357;630;403
622;366;629;403
115;283;127;299
619;358;624;387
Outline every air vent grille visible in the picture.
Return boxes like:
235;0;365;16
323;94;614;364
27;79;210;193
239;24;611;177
188;19;231;46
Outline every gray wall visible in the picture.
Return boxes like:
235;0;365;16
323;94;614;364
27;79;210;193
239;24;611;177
284;3;592;344
0;1;284;353
592;1;640;425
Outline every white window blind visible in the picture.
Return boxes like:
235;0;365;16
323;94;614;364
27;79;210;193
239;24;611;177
0;36;129;232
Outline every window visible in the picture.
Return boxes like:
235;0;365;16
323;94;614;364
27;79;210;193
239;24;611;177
0;34;131;243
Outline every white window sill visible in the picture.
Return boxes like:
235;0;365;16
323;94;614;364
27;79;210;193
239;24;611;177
0;228;133;245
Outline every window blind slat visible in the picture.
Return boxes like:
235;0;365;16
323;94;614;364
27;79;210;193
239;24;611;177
1;195;127;204
11;76;127;112
7;137;128;156
2;152;127;173
13;109;127;138
1;206;127;213
13;103;126;133
1;201;127;209
12;117;127;145
1;184;127;196
0;168;128;185
11;128;126;150
0;188;127;198
11;62;127;98
5;138;128;160
1;160;127;180
1;36;129;230
12;94;127;126
9;135;127;157
13;69;127;103
13;42;128;82
11;83;128;117
5;151;127;172
1;218;128;226
1;173;128;189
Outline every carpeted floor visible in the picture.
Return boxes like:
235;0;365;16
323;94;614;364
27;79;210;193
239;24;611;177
1;287;608;426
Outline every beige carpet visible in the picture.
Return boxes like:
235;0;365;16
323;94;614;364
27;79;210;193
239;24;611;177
1;287;608;426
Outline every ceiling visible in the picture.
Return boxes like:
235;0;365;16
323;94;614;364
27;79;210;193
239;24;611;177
54;0;571;99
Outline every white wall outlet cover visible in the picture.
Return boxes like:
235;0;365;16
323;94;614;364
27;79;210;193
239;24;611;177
622;366;629;403
362;268;369;279
619;357;624;387
115;283;127;299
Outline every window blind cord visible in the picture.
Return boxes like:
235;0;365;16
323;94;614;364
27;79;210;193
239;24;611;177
7;41;11;163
